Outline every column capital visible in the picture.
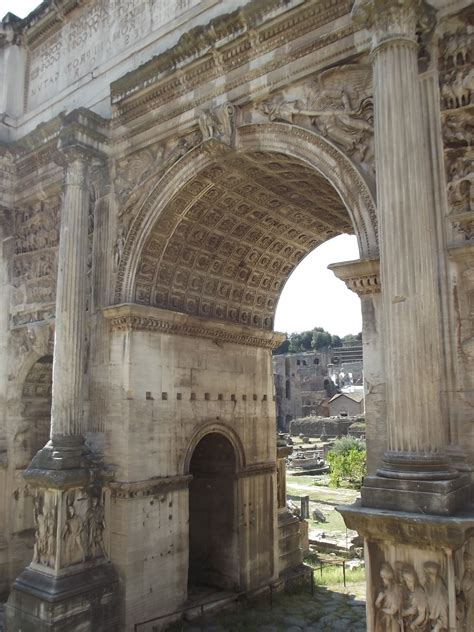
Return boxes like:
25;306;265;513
352;0;434;49
328;258;380;297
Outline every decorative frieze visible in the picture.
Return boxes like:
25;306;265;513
103;303;285;350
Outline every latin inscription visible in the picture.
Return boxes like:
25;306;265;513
27;0;198;110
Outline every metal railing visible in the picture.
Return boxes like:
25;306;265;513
316;559;349;587
134;573;315;631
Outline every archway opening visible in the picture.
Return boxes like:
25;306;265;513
130;149;356;329
17;355;52;469
188;433;239;593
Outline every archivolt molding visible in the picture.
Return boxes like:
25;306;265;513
115;123;378;315
181;422;246;476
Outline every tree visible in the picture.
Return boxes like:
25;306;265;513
272;327;362;355
273;339;290;355
326;437;366;489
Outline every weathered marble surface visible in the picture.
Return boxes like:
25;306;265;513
0;0;473;630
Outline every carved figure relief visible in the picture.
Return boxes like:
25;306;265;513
62;496;86;567
459;552;474;630
375;562;403;631
375;561;450;632
32;493;57;568
447;155;473;216
14;200;61;255
198;102;236;146
12;199;61;321
401;564;429;631
85;494;105;558
60;491;106;567
259;65;374;173
439;10;473;111
423;562;448;632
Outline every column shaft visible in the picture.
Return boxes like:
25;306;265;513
374;38;445;455
50;158;89;441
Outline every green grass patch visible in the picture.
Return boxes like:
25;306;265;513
312;564;365;587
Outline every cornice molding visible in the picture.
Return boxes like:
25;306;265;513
102;303;286;349
328;257;380;295
109;475;193;499
110;0;354;128
237;462;277;478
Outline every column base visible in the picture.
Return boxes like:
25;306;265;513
377;450;458;480
338;502;474;632
29;437;86;471
4;563;119;632
361;473;470;516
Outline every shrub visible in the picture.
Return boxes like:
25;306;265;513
327;437;366;489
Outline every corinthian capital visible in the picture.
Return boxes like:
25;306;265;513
352;0;432;48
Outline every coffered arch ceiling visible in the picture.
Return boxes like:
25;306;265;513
132;150;355;331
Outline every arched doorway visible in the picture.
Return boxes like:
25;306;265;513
16;355;52;469
188;433;239;592
106;122;378;620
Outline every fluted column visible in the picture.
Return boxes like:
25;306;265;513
354;0;455;480
50;148;91;459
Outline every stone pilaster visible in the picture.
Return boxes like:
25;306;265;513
329;258;385;476
350;1;469;515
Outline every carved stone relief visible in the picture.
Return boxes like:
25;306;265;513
32;492;57;568
439;8;473;111
115;130;201;247
11;198;61;324
14;200;61;255
258;64;374;176
198;102;237;146
62;490;106;567
32;488;106;571
62;492;87;567
439;9;473;247
374;560;449;632
458;551;474;631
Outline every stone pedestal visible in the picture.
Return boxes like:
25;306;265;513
340;502;474;632
5;480;119;632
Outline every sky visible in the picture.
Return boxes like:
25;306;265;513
2;0;363;338
0;1;39;17
274;235;361;336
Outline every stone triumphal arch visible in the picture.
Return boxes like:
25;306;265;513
0;0;473;630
